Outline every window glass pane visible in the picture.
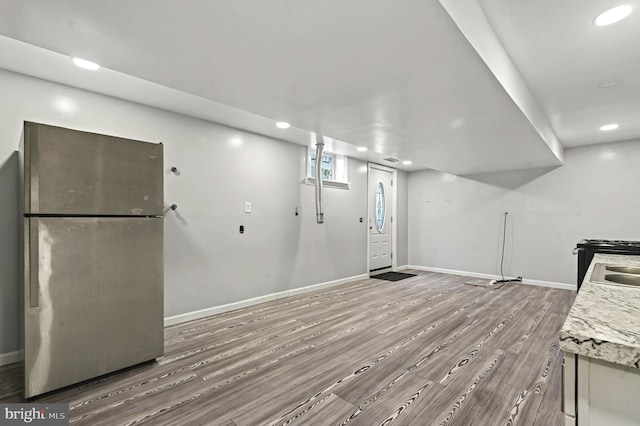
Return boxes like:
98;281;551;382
321;154;333;180
375;182;385;232
311;153;334;181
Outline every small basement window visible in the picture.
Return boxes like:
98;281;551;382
305;147;349;189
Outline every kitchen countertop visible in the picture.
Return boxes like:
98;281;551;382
559;253;640;368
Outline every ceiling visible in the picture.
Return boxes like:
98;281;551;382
0;1;635;175
478;0;640;148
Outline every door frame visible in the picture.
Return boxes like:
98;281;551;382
367;163;398;274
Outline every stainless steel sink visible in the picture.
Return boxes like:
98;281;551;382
605;265;640;275
604;274;640;287
590;263;640;288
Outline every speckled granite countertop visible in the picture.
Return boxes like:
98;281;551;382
560;253;640;367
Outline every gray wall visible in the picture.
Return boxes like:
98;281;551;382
408;139;640;286
396;170;409;267
0;69;407;355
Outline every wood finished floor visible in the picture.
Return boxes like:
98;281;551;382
0;271;575;425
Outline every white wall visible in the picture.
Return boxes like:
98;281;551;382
396;170;409;266
408;139;640;286
0;69;409;356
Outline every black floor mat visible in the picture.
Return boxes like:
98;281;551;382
372;272;416;282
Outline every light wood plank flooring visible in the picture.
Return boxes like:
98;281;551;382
0;271;575;425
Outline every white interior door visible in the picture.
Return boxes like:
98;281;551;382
369;166;393;271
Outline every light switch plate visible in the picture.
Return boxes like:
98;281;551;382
245;202;252;213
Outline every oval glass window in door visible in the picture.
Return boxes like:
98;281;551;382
375;182;385;232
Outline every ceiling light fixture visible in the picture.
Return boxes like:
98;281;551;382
356;146;367;152
71;57;100;71
594;5;632;26
402;160;412;165
600;123;619;131
276;121;290;129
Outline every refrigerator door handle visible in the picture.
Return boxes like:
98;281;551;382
29;219;39;308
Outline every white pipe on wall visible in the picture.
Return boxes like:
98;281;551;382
315;134;324;224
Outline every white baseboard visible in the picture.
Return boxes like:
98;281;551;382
521;278;576;291
2;267;572;366
164;273;369;327
2;274;370;365
406;265;575;291
0;350;22;367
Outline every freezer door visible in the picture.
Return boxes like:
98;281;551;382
23;217;164;398
23;122;163;215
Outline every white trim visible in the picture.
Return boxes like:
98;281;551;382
305;147;349;187
2;274;370;365
164;273;368;327
2;266;570;366
304;177;350;190
523;277;576;291
408;265;497;279
367;163;398;273
0;350;23;366
368;163;397;173
406;265;575;291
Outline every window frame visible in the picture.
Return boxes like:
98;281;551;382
305;147;350;189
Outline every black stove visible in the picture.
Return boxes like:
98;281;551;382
575;239;640;288
578;239;640;248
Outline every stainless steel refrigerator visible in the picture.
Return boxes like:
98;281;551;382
19;122;164;398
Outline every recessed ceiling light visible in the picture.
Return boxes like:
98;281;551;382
594;5;632;26
356;146;367;152
402;160;412;165
600;123;619;131
276;121;290;129
71;57;100;71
